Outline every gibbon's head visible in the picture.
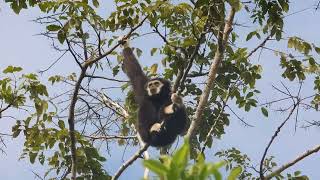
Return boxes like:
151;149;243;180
145;78;171;97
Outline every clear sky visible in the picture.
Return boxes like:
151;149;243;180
1;1;320;179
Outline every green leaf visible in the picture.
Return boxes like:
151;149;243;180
151;48;157;56
57;30;66;44
12;129;21;138
261;107;268;117
172;139;189;168
315;47;320;55
29;152;38;164
227;166;242;180
3;66;23;74
46;24;61;31
136;48;142;57
58;120;65;129
92;0;99;8
143;159;168;176
246;31;256;41
150;64;158;75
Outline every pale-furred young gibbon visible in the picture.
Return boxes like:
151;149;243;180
120;39;188;147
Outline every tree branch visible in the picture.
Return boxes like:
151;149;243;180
68;67;87;180
99;92;129;118
85;75;128;83
246;34;271;59
85;135;137;140
0;104;12;117
112;143;150;180
264;145;320;179
259;103;298;179
185;8;236;139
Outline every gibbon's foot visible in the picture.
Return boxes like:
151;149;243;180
150;123;162;133
118;36;129;48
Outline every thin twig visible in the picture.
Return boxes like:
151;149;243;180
246;34;271;59
85;75;128;82
85;135;137;140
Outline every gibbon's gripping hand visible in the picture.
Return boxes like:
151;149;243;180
171;93;183;106
150;123;162;133
118;36;130;48
163;93;184;114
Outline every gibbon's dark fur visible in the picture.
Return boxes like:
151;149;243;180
122;43;187;147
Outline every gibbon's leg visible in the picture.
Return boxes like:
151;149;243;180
138;100;160;144
163;93;184;115
150;123;162;133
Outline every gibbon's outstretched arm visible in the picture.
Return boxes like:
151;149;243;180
122;42;148;105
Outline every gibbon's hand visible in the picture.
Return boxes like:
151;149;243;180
118;36;130;48
171;93;183;106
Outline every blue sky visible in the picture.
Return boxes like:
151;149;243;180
1;0;320;179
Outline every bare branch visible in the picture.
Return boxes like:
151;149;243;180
265;145;320;179
85;135;137;140
112;143;150;180
68;68;87;180
99;92;129;118
85;75;128;83
38;50;68;74
0;104;12;116
259;103;298;179
246;34;271;59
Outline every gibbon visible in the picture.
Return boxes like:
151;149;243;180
120;39;188;147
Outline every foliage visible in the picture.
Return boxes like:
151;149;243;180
144;140;242;180
0;67;110;179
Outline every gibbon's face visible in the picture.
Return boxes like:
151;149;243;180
146;80;164;96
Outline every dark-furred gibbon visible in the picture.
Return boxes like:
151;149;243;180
120;39;188;147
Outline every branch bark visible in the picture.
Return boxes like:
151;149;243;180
185;8;236;139
68;68;87;180
264;145;320;179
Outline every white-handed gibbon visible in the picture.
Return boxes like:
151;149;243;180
120;39;188;147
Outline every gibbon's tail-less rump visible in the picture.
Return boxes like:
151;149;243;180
121;39;188;147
